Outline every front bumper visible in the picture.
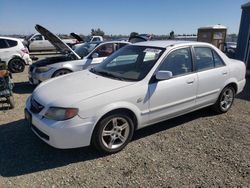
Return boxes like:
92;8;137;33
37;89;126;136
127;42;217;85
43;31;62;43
28;67;54;85
25;97;95;149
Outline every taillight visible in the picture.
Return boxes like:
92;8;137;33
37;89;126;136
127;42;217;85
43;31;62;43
21;48;29;54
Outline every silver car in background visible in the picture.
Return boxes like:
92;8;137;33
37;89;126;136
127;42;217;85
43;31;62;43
28;25;129;84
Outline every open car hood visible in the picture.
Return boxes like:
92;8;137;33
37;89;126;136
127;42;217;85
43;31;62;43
35;24;80;60
70;32;84;42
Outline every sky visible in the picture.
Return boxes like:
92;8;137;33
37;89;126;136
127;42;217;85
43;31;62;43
0;0;249;35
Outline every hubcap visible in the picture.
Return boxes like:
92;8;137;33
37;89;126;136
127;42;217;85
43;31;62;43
101;117;130;149
220;88;234;111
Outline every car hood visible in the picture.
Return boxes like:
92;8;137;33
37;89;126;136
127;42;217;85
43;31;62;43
33;70;135;107
31;55;72;67
35;24;80;60
70;32;84;42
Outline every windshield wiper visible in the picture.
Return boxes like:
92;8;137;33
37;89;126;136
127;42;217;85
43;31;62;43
90;68;124;81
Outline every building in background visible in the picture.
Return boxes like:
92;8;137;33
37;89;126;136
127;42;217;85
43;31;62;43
236;2;250;75
197;25;227;51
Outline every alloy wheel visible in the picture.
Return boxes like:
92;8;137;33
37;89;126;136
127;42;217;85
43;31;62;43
101;117;130;149
220;88;234;111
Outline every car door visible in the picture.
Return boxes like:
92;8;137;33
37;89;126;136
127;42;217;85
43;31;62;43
193;46;229;107
148;47;198;124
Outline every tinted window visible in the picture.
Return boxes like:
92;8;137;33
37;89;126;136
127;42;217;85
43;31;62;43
6;39;18;47
159;48;193;76
213;51;224;67
0;39;8;49
194;47;214;71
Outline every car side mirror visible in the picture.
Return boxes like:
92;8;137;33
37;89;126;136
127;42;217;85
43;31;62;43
91;52;99;59
155;70;173;80
30;38;35;41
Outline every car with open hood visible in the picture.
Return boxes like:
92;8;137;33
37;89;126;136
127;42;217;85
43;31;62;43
29;25;129;84
25;40;246;154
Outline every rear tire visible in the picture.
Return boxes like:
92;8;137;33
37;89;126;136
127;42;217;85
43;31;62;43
8;58;25;73
212;86;235;113
92;112;134;154
52;69;72;77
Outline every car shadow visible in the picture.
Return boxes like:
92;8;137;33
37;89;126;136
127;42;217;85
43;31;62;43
13;81;36;94
0;107;217;177
236;77;250;101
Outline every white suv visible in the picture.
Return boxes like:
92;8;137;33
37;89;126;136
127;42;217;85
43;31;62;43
0;36;32;73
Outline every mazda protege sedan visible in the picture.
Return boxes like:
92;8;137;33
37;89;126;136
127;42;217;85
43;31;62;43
25;41;246;154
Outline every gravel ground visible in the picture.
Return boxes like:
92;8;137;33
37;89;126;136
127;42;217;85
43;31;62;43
0;62;250;187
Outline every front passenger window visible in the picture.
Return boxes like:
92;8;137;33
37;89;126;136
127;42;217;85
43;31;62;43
159;48;193;76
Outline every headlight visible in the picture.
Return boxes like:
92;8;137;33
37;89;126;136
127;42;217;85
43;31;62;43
36;66;51;73
44;107;78;121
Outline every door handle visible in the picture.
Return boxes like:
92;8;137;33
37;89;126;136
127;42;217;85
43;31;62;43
222;71;228;75
186;78;195;84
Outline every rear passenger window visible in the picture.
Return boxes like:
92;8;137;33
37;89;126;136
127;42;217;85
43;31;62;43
213;51;225;67
194;47;214;71
0;39;8;49
194;47;225;71
159;48;193;76
6;39;17;47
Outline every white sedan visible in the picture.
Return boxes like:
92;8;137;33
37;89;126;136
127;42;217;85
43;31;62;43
25;41;246;153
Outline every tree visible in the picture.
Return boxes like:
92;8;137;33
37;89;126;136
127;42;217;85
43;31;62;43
130;32;139;38
91;28;105;36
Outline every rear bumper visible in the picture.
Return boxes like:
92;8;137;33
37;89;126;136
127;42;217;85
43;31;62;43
237;79;246;94
23;54;32;65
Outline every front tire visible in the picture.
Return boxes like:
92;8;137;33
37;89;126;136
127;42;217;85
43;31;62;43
8;58;25;73
92;113;134;154
212;86;235;113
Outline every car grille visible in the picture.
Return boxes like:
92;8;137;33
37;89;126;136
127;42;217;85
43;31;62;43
30;97;44;114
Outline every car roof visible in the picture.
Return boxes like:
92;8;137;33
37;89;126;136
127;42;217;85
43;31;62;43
0;36;21;41
132;40;212;48
100;40;130;44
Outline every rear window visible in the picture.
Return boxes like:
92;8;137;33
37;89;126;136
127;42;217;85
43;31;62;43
6;39;18;47
0;39;8;49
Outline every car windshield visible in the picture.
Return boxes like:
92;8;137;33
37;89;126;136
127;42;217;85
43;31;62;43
90;45;165;81
73;43;99;58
